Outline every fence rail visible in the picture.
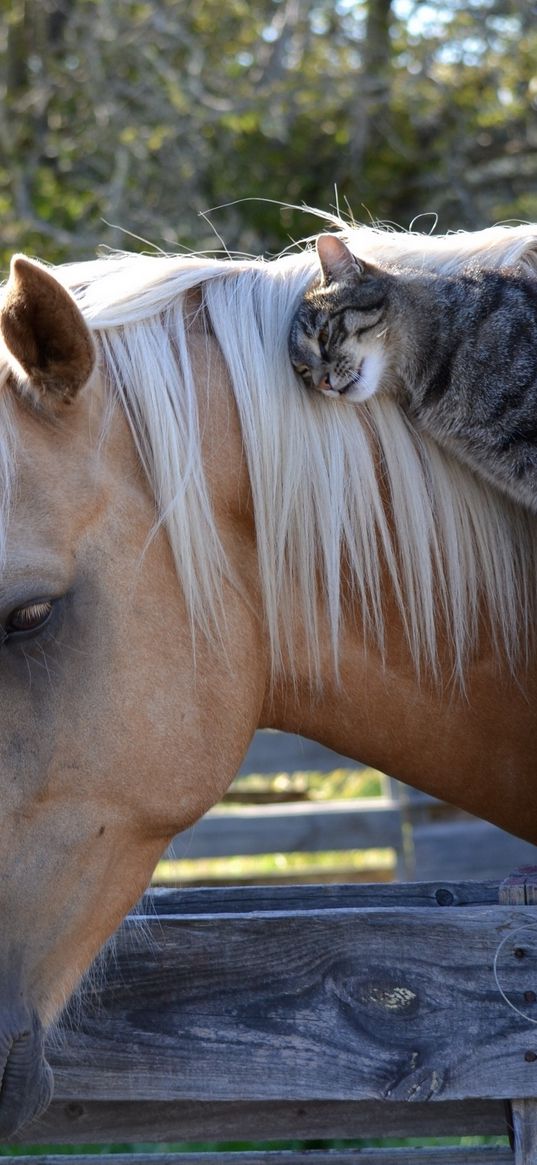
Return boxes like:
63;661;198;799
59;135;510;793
7;871;537;1162
167;797;402;860
165;733;537;883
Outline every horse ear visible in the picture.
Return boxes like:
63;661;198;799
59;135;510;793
316;234;365;284
0;255;95;406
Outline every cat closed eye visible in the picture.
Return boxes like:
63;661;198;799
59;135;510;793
294;364;312;380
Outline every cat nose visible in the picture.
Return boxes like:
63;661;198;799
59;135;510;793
318;374;331;391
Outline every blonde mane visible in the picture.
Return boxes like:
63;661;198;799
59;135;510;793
55;218;537;681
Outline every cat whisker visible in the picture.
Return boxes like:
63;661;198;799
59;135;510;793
339;363;365;395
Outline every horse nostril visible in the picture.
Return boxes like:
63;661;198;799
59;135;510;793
0;1005;53;1135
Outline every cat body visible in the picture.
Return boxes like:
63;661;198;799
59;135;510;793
289;233;537;510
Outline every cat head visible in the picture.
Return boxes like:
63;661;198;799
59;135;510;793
289;234;392;402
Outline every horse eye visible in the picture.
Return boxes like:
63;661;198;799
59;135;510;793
5;600;54;637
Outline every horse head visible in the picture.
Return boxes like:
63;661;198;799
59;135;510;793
0;256;266;1135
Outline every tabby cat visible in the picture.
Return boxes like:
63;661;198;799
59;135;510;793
289;232;537;511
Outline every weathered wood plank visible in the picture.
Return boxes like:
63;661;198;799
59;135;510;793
145;880;502;915
512;1098;537;1165
166;800;402;861
42;905;537;1103
500;872;537;1164
0;1150;515;1165
15;1098;509;1144
413;823;537;883
500;869;537;906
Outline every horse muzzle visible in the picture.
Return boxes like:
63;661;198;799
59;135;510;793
0;1006;53;1137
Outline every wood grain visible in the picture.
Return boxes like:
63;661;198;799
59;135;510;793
145;880;502;915
11;879;535;1155
500;871;537;1164
39;900;537;1104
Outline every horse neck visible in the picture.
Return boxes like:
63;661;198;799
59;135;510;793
261;580;537;843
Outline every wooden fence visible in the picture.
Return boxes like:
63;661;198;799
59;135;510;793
165;732;537;884
7;869;537;1163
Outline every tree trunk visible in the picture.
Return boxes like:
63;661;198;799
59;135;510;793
349;0;393;171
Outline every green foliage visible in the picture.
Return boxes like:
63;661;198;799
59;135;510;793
0;0;536;269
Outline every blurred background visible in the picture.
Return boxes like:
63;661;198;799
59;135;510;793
1;0;537;269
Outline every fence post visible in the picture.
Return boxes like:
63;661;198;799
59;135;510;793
500;867;537;1164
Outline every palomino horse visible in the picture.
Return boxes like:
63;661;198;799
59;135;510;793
0;220;536;1134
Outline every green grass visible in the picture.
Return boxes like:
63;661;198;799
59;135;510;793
154;846;395;883
225;765;385;802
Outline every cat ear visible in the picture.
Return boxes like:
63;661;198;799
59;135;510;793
316;234;365;284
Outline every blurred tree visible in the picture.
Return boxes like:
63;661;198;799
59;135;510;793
0;0;536;268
